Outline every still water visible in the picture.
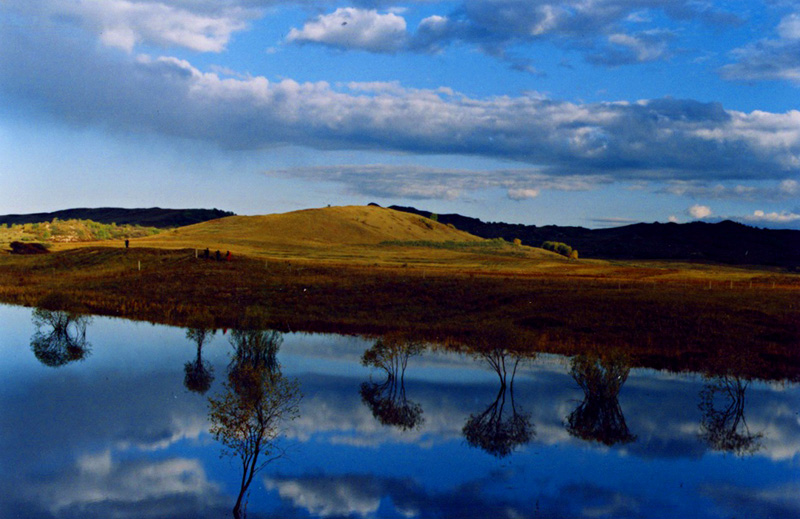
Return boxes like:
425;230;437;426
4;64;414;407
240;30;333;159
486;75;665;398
0;304;798;518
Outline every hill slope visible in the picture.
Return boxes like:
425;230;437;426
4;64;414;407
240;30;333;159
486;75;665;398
390;205;800;267
0;207;234;228
135;205;486;256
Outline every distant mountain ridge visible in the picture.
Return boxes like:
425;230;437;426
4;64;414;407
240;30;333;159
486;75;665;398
389;205;800;268
0;207;235;228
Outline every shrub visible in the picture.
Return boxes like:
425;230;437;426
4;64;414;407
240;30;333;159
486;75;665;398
513;238;522;246
9;241;49;254
542;241;574;258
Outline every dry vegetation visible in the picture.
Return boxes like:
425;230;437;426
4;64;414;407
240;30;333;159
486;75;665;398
1;205;797;381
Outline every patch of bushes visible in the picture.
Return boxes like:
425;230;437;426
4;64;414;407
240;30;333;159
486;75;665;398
542;241;576;258
9;241;50;254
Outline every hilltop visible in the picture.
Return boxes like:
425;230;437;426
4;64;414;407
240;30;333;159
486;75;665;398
0;207;234;228
390;205;800;268
129;205;557;268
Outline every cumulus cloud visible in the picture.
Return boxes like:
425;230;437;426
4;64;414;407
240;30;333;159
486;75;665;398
743;210;800;224
507;188;541;200
720;11;800;84
5;0;256;52
688;204;712;219
285;1;740;68
287;7;408;53
1;15;798;189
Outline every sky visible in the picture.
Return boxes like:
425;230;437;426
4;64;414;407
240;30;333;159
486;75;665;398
0;1;798;229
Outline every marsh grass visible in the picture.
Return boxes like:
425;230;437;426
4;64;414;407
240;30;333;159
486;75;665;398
0;246;797;381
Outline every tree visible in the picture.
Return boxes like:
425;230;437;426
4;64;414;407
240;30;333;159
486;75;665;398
462;348;534;458
209;371;301;518
30;308;91;367
183;327;216;394
359;337;424;430
565;351;635;446
209;324;300;518
699;375;762;455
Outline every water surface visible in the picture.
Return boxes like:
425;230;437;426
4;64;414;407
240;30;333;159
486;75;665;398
0;304;797;518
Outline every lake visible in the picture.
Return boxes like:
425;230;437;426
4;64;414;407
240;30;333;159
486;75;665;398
0;303;797;518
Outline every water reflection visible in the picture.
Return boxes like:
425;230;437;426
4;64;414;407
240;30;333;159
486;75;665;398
209;321;302;518
462;348;534;458
565;351;636;446
699;375;763;455
3;305;799;519
183;327;216;394
359;336;424;430
30;307;92;367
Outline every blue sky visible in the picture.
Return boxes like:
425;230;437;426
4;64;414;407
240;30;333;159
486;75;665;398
0;1;798;228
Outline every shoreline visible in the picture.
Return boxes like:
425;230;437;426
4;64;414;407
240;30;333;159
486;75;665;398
1;246;798;381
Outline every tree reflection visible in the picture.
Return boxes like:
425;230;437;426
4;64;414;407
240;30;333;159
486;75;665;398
209;323;301;519
359;337;424;431
565;351;636;446
30;308;92;367
699;375;763;455
463;348;533;458
183;327;216;394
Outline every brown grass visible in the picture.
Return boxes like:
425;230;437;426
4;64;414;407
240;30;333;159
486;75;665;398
0;243;797;381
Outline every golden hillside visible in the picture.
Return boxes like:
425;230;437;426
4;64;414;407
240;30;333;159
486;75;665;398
143;205;479;246
36;204;563;270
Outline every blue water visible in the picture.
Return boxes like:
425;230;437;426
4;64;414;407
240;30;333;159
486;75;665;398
0;304;797;518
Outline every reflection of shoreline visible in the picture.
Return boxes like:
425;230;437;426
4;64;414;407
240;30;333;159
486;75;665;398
3;304;799;519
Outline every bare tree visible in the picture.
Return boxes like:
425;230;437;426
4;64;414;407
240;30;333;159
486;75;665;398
565;352;635;446
209;326;300;518
463;348;534;458
360;337;424;430
30;308;91;367
699;375;762;455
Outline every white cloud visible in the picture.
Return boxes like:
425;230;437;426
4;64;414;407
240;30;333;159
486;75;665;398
265;164;608;200
660;179;800;201
264;477;382;518
780;179;799;195
32;456;223;516
720;11;800;84
1;18;799;186
507;188;541;200
8;0;255;53
688;204;712;219
745;210;800;223
287;8;408;53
